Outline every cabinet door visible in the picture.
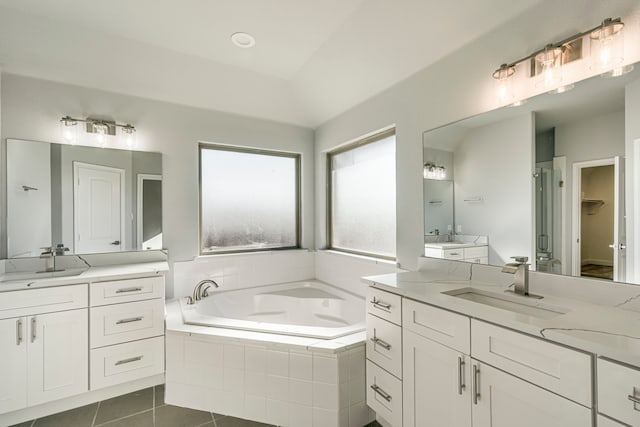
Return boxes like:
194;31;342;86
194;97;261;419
0;317;27;414
472;361;592;427
403;329;471;427
27;309;88;406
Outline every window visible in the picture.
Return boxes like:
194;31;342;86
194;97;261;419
327;129;396;258
199;144;300;254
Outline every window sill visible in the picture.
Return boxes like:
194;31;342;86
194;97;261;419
318;249;398;267
196;248;311;260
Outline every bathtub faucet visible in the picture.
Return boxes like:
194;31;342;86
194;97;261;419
186;279;219;305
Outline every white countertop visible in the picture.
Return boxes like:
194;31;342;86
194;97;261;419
424;242;487;249
363;271;640;368
0;261;169;292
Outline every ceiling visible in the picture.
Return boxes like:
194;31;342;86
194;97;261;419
0;0;622;128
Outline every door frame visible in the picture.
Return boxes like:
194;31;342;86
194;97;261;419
571;157;615;277
73;162;126;253
136;173;162;250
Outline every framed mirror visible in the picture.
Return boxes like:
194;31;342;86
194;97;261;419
5;139;162;258
422;63;640;284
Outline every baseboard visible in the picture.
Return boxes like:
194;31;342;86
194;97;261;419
581;259;613;267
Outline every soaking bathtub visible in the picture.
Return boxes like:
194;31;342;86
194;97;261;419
179;280;365;339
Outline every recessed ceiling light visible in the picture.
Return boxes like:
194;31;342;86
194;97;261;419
231;32;256;48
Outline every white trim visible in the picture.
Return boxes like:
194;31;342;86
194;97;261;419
73;162;126;253
571;157;615;277
553;156;568;275
136;174;162;250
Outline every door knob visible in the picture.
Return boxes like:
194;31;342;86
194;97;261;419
110;240;121;245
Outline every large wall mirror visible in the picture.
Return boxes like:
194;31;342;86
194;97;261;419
5;139;162;258
423;64;640;285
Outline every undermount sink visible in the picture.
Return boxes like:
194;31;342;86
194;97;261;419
0;268;87;283
442;287;570;319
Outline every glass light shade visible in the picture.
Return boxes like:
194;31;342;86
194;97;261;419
535;45;563;90
493;64;515;103
122;126;136;149
590;19;625;73
59;117;78;145
94;123;107;147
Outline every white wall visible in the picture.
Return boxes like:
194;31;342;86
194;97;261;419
454;114;534;265
0;74;315;296
626;78;640;283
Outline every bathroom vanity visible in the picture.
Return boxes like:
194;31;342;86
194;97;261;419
0;256;168;426
364;262;640;427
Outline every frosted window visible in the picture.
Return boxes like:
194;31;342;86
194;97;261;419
329;133;396;258
200;146;299;254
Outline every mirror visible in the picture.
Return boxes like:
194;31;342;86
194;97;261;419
423;64;640;284
6;139;162;258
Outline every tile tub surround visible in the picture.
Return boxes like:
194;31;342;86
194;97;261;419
365;261;640;368
165;302;373;427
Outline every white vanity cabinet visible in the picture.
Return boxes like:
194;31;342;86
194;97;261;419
0;285;88;414
597;358;640;426
424;245;488;264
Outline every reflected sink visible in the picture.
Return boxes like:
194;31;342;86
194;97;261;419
0;268;87;283
442;287;570;319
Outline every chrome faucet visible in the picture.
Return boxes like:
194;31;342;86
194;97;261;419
186;279;219;305
39;244;68;273
502;256;533;297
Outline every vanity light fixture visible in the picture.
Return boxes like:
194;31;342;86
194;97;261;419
492;17;631;102
60;116;136;148
423;162;446;180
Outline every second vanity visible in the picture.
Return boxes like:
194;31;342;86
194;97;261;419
364;261;640;427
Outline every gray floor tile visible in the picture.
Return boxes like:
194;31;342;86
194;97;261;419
214;415;275;427
32;403;98;427
96;410;153;427
155;404;213;427
94;387;154;425
154;384;165;407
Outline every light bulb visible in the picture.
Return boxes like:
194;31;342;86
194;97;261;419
492;64;515;103
535;45;563;90
121;125;136;149
590;18;625;74
59;117;78;145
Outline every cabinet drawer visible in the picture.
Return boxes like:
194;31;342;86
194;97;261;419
403;298;470;354
471;320;592;407
0;284;88;319
90;299;165;348
367;287;402;326
442;249;464;260
90;336;164;390
90;276;164;306
366;360;402;427
598;358;640;426
463;246;488;259
366;314;402;379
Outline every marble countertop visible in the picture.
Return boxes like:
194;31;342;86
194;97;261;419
363;271;640;368
424;242;487;249
0;261;169;292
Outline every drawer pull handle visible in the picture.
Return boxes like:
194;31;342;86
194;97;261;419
16;319;23;346
371;298;391;311
116;287;143;294
370;337;392;350
116;316;144;325
370;384;392;402
115;355;143;366
628;394;640;406
472;364;480;404
449;252;460;256
458;356;466;395
31;317;37;343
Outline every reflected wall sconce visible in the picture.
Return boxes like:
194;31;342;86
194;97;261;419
60;116;137;148
493;17;632;103
423;162;446;179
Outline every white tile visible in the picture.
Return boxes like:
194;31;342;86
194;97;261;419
268;350;289;376
223;391;244;417
224;343;245;370
266;399;289;426
349;351;366;381
349;401;374;427
246;346;267;373
339;408;349;427
289;379;313;406
244;395;267;421
245;372;267;397
349;378;365;405
339;382;349;409
224;368;244;393
338;353;349;383
313;382;339;410
313;408;339;427
267;375;289;401
185;338;223;366
289;403;313;427
290;351;313;380
313;354;338;384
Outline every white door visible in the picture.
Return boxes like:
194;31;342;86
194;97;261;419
613;156;626;282
471;361;591;427
74;162;125;254
27;309;88;406
403;330;471;427
0;317;27;413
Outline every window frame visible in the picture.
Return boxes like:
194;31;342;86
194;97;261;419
326;128;396;260
198;142;302;255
